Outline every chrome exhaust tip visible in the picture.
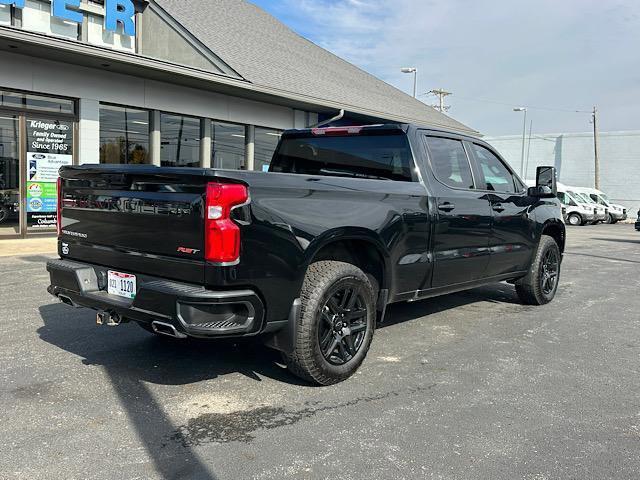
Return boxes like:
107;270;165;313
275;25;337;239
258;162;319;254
106;312;122;327
96;311;109;326
151;321;187;339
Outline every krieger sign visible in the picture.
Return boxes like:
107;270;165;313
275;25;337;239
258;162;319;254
0;0;137;36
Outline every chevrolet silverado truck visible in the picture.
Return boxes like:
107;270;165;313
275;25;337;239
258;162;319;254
47;124;565;385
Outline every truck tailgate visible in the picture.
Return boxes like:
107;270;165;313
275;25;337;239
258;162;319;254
59;166;211;284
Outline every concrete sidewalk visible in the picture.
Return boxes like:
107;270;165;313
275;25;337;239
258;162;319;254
0;236;57;257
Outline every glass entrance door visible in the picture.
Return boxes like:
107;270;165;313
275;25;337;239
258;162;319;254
0;114;20;237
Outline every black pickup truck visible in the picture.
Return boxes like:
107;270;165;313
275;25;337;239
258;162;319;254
47;124;565;385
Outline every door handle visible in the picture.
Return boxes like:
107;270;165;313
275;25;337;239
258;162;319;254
492;203;505;213
438;202;455;212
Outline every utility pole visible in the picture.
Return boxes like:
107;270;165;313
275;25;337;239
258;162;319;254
592;106;600;190
428;89;452;112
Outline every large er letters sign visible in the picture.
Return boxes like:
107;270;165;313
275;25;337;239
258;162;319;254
0;0;136;36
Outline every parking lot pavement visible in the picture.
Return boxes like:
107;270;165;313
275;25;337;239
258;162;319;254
1;225;639;480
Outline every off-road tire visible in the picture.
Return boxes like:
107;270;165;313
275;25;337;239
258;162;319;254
283;261;376;385
515;235;561;305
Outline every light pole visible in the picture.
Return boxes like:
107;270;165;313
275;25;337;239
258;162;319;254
592;106;600;189
513;107;527;178
401;67;417;98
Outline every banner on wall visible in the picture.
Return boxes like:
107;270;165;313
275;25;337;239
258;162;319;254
25;119;73;229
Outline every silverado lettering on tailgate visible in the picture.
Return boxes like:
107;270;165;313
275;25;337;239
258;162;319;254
68;196;194;216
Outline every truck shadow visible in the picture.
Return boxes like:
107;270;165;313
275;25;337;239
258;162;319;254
36;282;520;479
382;282;521;328
38;283;521;388
38;303;298;480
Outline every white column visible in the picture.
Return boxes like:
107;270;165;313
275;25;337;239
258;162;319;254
200;119;212;168
150;110;161;166
293;109;307;129
78;98;100;165
245;125;255;171
308;112;319;127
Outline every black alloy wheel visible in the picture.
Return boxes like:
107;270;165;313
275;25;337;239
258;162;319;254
515;235;561;305
540;248;559;296
318;284;369;366
283;261;376;385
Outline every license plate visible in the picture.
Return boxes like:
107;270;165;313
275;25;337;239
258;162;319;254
107;271;137;299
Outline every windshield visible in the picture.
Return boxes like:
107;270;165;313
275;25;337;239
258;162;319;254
575;192;595;204
567;191;589;204
270;132;414;182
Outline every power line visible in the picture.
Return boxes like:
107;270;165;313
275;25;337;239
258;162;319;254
419;93;591;114
426;89;452;112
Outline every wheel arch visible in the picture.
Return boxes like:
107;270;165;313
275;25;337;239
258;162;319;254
303;229;392;296
541;219;566;253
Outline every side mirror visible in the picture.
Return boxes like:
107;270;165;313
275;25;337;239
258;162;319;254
527;166;557;198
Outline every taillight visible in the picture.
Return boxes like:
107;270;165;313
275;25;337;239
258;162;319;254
56;176;62;237
205;182;248;263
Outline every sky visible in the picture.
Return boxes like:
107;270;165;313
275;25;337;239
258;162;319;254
249;0;640;136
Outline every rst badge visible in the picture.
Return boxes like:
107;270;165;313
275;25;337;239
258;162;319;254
177;247;200;255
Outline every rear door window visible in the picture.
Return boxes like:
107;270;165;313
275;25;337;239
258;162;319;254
471;144;517;193
424;137;474;189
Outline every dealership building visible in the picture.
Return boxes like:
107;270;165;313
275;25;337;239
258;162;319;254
0;0;473;239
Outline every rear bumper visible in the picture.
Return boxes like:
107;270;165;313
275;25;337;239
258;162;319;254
46;259;266;339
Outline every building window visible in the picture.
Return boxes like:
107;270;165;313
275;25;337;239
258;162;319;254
22;0;80;41
254;127;282;172
99;104;149;165
0;4;11;26
87;12;135;52
0;89;75;115
160;113;200;168
25;93;75;114
0;91;26;110
212;121;245;170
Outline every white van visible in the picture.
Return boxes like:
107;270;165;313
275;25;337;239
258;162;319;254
566;189;607;223
570;186;627;223
555;182;597;226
